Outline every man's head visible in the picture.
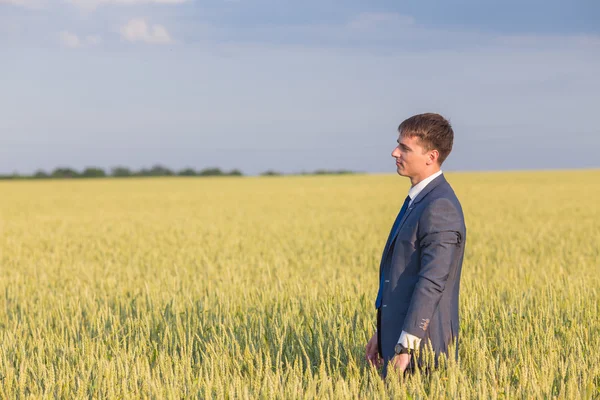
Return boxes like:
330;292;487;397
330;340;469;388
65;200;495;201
392;113;454;183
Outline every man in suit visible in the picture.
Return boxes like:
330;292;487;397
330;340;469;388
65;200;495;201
365;113;467;378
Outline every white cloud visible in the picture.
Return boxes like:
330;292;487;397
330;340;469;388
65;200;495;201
68;0;187;11
347;12;415;30
0;0;44;8
1;0;187;10
494;34;600;49
59;31;81;48
59;31;103;48
120;18;172;44
86;35;103;45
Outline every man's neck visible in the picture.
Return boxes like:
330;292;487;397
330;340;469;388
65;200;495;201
410;168;441;187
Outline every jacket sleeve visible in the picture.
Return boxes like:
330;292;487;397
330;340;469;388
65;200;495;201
402;197;463;339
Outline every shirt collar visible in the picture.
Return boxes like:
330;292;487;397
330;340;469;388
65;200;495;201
408;170;443;202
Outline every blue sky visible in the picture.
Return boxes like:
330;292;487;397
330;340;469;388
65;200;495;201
1;0;599;175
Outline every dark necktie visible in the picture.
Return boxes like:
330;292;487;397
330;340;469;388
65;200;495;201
375;195;411;309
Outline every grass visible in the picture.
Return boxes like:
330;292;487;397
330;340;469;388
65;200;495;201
0;170;599;398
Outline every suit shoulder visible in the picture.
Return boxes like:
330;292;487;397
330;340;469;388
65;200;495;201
421;196;459;218
423;182;460;208
432;181;463;211
418;185;465;233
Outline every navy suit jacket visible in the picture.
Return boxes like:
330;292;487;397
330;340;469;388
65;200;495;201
377;173;466;376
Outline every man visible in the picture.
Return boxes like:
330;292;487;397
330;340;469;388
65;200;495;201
365;113;467;378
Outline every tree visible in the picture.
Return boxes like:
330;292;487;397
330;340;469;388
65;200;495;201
149;164;174;176
178;168;197;176
134;165;174;177
198;167;224;176
33;170;50;178
111;166;132;177
82;167;106;178
51;167;79;178
260;170;282;176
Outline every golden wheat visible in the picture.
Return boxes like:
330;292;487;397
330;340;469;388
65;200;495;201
0;170;598;399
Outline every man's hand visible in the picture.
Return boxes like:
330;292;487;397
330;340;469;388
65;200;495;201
390;353;411;374
365;332;383;368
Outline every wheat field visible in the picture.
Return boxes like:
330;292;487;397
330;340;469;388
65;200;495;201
0;170;599;399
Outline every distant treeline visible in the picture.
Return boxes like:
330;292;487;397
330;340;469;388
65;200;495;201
0;165;356;179
259;169;355;176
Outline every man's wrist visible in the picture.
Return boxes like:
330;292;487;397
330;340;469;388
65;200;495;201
394;342;412;356
398;330;422;350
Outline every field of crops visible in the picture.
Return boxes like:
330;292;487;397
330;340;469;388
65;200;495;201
1;170;599;398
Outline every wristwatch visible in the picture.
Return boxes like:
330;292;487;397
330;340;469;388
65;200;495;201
394;342;412;356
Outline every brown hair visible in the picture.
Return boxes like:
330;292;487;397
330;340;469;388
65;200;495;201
398;113;454;165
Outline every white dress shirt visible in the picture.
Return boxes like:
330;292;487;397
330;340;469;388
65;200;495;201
397;170;443;350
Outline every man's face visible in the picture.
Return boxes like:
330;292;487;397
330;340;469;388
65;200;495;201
391;134;431;178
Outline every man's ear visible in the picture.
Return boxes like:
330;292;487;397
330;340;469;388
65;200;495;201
427;149;439;165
